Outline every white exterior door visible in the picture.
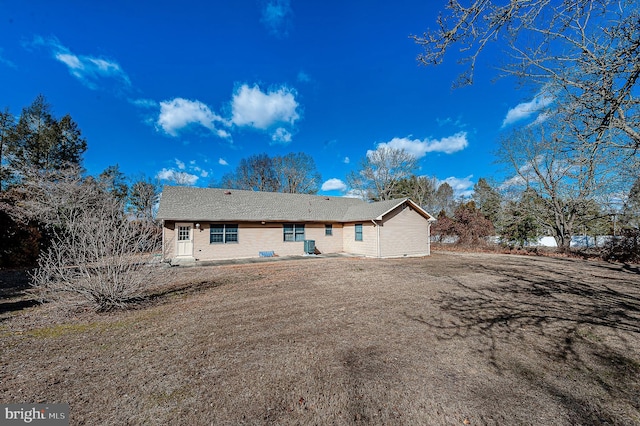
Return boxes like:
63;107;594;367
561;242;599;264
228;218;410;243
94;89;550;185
176;223;194;257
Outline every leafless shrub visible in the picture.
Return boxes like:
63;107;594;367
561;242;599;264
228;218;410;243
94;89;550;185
601;230;640;264
20;168;162;311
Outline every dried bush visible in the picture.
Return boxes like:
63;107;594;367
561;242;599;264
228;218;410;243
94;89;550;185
22;168;162;311
432;202;494;246
601;230;640;264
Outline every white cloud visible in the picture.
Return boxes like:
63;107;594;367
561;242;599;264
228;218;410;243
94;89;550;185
376;132;469;157
436;116;466;128
502;93;554;128
129;98;158;109
439;175;475;198
343;189;367;200
157;159;213;184
55;53;82;69
216;128;231;138
32;36;130;90
157;98;228;137
260;0;293;37
343;157;350;164
218;158;229;166
321;178;347;192
271;127;293;145
155;168;199;185
231;84;299;129
500;174;526;189
0;48;16;69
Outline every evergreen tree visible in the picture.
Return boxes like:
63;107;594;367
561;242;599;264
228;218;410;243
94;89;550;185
7;95;87;184
500;189;542;247
622;177;640;231
0;107;15;191
98;165;129;203
391;175;437;212
129;178;160;222
473;178;501;226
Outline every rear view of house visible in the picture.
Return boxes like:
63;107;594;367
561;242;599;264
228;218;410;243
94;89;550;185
156;186;435;262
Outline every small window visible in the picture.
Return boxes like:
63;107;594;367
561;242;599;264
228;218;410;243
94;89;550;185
210;224;238;244
325;224;333;236
284;224;305;242
355;223;363;241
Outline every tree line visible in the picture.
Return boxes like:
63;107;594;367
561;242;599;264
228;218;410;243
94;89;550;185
2;85;639;309
409;0;639;259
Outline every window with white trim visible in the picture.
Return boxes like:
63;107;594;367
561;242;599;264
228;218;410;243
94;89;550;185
325;224;333;236
283;224;305;242
210;224;238;244
355;223;363;241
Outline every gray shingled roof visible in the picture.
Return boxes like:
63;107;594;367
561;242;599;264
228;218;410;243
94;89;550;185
156;186;430;222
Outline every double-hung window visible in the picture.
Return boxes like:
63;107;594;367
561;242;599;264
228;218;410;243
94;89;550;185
325;224;333;236
210;224;238;244
283;224;305;242
355;223;363;241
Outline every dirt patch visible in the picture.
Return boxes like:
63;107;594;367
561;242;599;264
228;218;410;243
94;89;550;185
1;252;639;425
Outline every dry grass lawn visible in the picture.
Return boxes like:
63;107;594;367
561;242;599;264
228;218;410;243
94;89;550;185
1;252;639;425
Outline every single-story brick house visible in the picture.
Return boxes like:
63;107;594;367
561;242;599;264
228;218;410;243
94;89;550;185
156;186;436;262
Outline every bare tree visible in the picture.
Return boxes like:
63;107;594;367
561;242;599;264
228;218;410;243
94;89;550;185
220;152;322;194
498;122;620;250
347;146;418;201
434;182;456;217
272;152;321;194
221;153;278;192
17;168;162;311
414;0;640;155
129;177;160;223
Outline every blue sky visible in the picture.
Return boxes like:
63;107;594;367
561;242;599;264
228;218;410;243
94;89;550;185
0;1;548;197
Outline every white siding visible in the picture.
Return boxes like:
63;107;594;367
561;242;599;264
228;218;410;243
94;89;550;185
165;221;346;261
379;204;430;257
342;222;378;257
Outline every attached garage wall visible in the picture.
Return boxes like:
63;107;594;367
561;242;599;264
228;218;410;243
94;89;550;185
379;204;430;257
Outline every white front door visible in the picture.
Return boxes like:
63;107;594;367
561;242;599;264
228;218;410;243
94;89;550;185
176;223;194;257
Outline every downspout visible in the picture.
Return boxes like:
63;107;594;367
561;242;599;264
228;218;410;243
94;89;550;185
371;219;380;258
161;219;166;262
427;218;436;256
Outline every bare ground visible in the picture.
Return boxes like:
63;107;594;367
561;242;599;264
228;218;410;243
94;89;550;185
1;252;639;425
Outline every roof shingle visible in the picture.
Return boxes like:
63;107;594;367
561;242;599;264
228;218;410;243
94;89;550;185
156;186;428;223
